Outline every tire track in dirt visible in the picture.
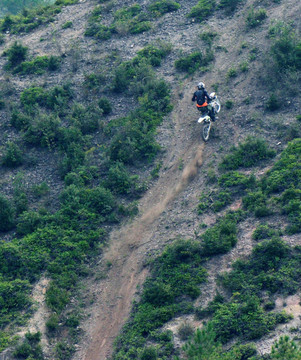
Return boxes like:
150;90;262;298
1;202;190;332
76;83;206;360
81;143;204;360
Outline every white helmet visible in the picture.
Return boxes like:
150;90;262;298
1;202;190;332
197;82;205;89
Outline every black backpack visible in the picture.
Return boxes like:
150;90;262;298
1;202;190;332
196;89;206;105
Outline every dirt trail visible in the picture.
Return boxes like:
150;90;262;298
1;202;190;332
75;82;206;359
80;144;204;360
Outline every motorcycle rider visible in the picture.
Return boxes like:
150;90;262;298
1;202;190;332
192;82;216;121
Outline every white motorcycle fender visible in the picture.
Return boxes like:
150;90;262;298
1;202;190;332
198;117;205;124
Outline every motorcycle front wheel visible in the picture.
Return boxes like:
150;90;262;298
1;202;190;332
202;123;211;142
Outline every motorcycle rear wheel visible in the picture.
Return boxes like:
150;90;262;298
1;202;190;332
202;123;211;142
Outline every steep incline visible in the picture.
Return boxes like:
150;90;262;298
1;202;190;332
0;0;300;358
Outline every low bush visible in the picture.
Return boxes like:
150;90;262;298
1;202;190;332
23;113;61;148
13;331;43;360
200;212;239;255
83;73;106;91
46;314;59;332
13;55;61;75
16;211;44;236
175;50;214;74
0;1;78;34
137;42;172;67
178;322;194;340
187;0;215;22
265;93;281;111
70;103;100;134
0;194;15;231
98;97;112;115
243;190;271;217
252;224;279;240
10;110;32;130
3;41;28;68
106;162;138;195
219;136;276;170
212;295;291;343
221;237;300;296
269;22;301;71
246;8;267;28
20;84;73;112
62;21;73;29
2;142;23;168
270;336;301;359
148;0;180;17
55;341;74;360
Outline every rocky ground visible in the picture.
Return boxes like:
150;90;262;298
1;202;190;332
0;0;301;358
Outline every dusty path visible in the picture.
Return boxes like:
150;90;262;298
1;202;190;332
74;82;207;360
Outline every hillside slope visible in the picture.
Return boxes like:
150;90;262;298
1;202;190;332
0;0;300;359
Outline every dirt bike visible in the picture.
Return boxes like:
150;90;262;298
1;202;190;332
197;93;221;142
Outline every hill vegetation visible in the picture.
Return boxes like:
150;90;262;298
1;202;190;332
0;0;300;359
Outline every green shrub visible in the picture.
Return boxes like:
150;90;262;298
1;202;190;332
10;110;31;130
16;211;43;236
212;295;284;343
225;100;233;109
111;5;151;35
252;224;278;240
226;67;237;78
71;103;100;134
218;171;256;191
98;97;112;115
23;114;61;148
46;283;69;312
13;331;43;360
2;142;23;167
107;162;137;194
20;84;72;112
246;8;267;28
270;336;301;359
137;43;172;67
265;93;281;111
221;237;298;295
140;346;157;360
4;41;28;68
0;194;15;231
83;73;106;90
201;213;238;256
13;55;61;75
113;239;206;359
14;190;28;215
58;143;86;177
220;137;276;170
0;279;31;326
175;51;213;74
55;341;74;360
269;22;301;71
32;182;50;198
187;0;215;22
239;61;249;72
0;1;78;34
178;322;194;340
85;23;112;40
148;0;180;17
46;313;59;332
62;21;73;29
243;190;271;217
